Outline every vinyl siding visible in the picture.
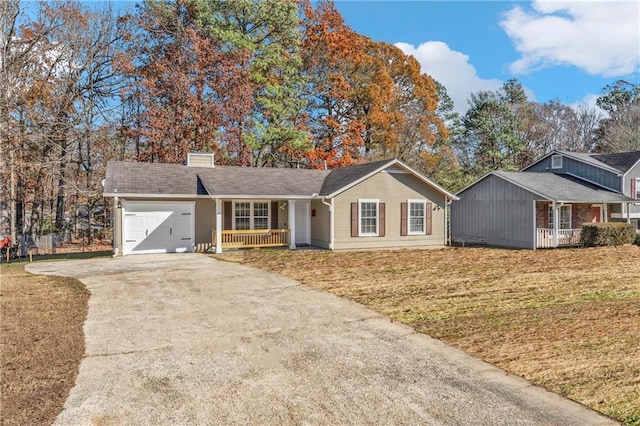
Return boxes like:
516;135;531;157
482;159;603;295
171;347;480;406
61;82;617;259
526;155;621;191
451;175;537;249
333;167;446;250
310;199;330;248
625;162;640;216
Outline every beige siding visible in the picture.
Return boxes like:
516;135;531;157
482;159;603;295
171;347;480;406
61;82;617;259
333;168;447;250
310;199;330;248
195;199;215;251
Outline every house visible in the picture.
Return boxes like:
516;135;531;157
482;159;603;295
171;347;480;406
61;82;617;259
451;150;640;249
103;153;457;255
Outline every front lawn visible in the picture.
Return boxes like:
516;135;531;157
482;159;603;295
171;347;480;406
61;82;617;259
241;246;640;425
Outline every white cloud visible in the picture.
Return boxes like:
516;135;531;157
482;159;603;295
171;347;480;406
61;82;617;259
501;0;640;77
395;41;503;115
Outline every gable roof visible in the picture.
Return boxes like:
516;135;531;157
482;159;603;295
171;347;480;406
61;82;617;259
104;158;457;200
492;171;632;203
590;151;640;173
522;150;623;175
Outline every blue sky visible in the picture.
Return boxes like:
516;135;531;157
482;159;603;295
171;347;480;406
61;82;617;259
334;1;640;114
92;0;639;114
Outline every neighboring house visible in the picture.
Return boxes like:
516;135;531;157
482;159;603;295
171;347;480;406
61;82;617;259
103;153;457;255
451;150;639;249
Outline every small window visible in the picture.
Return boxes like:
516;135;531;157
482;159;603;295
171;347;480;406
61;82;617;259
635;178;640;200
548;205;572;229
551;155;562;169
408;200;426;235
359;199;378;236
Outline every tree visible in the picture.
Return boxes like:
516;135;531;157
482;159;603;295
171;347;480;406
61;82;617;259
116;0;253;164
195;0;310;167
595;80;640;152
461;79;528;174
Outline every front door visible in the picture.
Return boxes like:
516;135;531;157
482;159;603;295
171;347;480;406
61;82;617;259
295;200;310;245
591;206;601;223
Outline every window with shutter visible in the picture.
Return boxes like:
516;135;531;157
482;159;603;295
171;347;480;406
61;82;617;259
358;199;379;237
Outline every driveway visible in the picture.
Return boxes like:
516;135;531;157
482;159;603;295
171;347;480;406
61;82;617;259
27;253;615;425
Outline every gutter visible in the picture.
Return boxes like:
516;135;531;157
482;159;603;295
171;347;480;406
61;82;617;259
314;193;334;250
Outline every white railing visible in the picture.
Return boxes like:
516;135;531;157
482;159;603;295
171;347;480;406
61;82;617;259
537;228;581;248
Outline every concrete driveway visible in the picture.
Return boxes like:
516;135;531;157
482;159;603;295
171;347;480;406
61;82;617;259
27;253;615;425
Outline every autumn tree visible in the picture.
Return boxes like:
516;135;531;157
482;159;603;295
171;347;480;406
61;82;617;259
116;0;253;164
595;80;640;153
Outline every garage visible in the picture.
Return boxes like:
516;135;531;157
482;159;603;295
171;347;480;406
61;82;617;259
122;201;195;255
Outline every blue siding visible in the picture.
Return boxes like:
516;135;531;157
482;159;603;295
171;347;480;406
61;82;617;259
526;155;621;191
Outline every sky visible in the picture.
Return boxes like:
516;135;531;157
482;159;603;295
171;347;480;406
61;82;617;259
333;0;640;114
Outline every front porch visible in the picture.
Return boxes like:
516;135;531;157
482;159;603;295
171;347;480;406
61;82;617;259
212;229;290;249
536;228;581;248
211;199;312;252
535;201;600;249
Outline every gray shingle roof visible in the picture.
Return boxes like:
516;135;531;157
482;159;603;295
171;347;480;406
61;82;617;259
104;161;329;197
494;171;633;203
319;159;395;196
198;166;329;197
104;162;207;195
590;151;640;173
104;158;456;200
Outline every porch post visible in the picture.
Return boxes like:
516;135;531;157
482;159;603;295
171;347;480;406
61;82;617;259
215;198;222;253
626;203;631;223
552;201;559;248
603;204;608;223
288;199;296;249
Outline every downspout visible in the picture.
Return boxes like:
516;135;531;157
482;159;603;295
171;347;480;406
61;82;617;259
444;196;450;246
320;196;334;250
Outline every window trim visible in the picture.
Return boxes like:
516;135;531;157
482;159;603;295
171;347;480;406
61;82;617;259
358;199;379;237
634;178;640;200
407;199;426;235
551;154;562;169
548;204;572;229
232;200;271;231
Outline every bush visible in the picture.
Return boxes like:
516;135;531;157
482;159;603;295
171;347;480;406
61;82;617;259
580;223;636;247
634;233;640;247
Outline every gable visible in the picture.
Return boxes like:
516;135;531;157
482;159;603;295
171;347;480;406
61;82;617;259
523;154;621;192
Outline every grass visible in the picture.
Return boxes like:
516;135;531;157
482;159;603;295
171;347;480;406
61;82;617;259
0;258;91;426
241;245;640;425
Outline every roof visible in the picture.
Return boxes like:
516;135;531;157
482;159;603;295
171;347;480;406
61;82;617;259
319;159;395;196
104;158;457;200
590;151;640;173
492;171;633;203
522;150;626;175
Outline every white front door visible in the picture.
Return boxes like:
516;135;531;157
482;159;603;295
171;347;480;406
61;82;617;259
295;200;311;245
122;201;195;255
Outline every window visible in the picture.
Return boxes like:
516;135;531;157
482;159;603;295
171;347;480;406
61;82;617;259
234;201;270;230
408;200;426;235
551;154;562;169
359;199;378;236
634;178;639;200
548;205;572;229
234;202;251;230
253;202;269;230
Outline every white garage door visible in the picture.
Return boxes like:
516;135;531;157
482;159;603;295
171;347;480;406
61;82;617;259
122;201;195;255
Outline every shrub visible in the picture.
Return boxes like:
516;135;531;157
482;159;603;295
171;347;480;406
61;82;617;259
580;223;636;247
634;233;640;247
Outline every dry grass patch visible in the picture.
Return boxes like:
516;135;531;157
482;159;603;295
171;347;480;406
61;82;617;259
1;263;89;426
242;246;640;425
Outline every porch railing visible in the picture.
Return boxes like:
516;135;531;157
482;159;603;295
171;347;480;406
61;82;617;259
212;229;290;249
536;228;581;248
